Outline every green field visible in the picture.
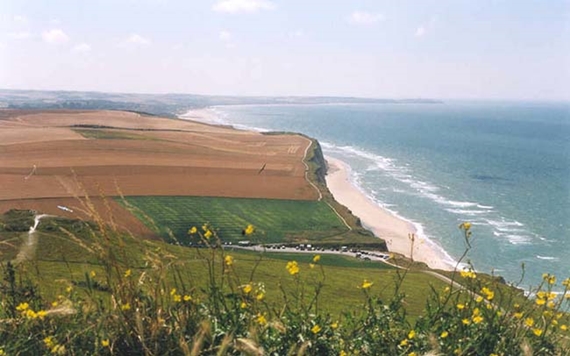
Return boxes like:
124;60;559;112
121;196;350;244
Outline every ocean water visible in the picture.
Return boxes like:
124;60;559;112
187;101;570;289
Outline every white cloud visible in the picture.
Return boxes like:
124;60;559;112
219;30;232;41
212;0;275;14
73;43;92;53
8;31;32;40
348;11;384;25
415;26;426;37
126;33;151;46
42;29;70;45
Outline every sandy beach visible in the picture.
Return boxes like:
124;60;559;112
325;157;454;271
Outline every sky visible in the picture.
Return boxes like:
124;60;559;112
1;0;569;100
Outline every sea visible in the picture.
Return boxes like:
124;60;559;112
183;101;570;290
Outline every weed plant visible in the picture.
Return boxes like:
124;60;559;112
0;202;569;355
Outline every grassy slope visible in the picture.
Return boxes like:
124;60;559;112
0;213;445;319
121;196;354;245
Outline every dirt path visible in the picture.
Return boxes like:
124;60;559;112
14;214;48;264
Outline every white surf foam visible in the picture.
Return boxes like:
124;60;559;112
536;255;559;261
446;208;493;216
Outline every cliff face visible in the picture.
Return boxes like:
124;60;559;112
308;139;327;184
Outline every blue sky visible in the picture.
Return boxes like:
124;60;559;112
1;0;568;100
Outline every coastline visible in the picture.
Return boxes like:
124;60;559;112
325;157;453;271
181;108;455;271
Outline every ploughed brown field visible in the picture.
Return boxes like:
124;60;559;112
0;110;319;232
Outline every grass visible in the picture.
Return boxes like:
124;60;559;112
72;128;157;141
235;249;394;270
2;210;570;354
0;211;438;319
120;196;351;245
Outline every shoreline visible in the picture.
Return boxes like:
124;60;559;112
325;157;454;271
180;108;455;271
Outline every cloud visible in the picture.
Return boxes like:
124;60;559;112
42;29;69;45
415;26;426;37
73;43;92;53
219;30;232;42
212;0;275;14
126;33;151;46
348;11;384;25
8;31;32;40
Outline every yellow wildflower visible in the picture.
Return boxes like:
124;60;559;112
472;315;484;324
183;295;192;302
560;324;568;331
51;301;58;307
188;226;197;234
66;286;72;293
242;284;252;294
462;318;471;325
313;255;321;263
121;303;131;311
340;351;347;356
533;328;543;337
514;312;523;319
0;349;4;355
204;230;213;239
256;292;265;301
286;261;300;275
472;307;480;316
361;279;373;289
173;294;182;303
460;270;476;279
399;339;408;347
309;263;315;269
36;310;47;320
170;288;177;296
101;339;110;347
51;344;65;355
409;352;417;356
311;324;322;334
256;313;267;325
456;303;465;310
525;317;534;327
224;255;234;266
563;278;570;287
331;321;339;329
124;269;132;278
240;301;247;309
25;310;37;319
244;224;255;235
460;222;472;230
475;296;484;303
481;287;494;300
44;336;55;348
408;330;416;339
16;302;29;311
440;331;449;338
90;270;96;278
536;298;546;306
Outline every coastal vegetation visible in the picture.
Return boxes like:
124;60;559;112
1;212;569;355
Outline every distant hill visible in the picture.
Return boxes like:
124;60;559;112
0;89;442;118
